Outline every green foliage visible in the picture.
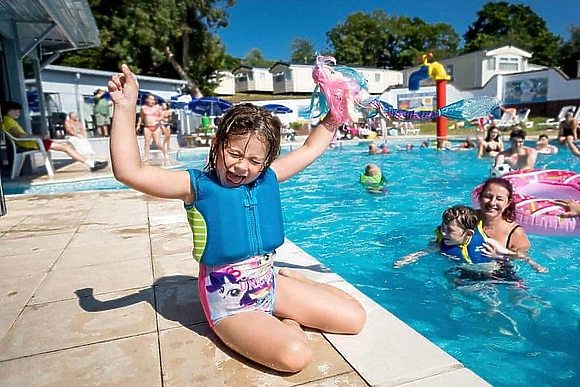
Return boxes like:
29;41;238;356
224;54;242;71
289;121;303;130
463;1;561;66
559;25;580;78
290;38;316;64
325;10;459;69
57;0;236;95
242;48;276;68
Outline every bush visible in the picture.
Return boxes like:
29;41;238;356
289;121;302;130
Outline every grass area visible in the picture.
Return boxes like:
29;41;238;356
415;116;560;138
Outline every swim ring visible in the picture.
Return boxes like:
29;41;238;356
471;169;580;236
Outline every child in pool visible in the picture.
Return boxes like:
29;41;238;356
359;164;388;194
393;205;546;278
107;65;366;373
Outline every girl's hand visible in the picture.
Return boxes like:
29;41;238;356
108;64;139;107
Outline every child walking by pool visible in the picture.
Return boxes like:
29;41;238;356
359;164;388;194
393;205;546;279
107;65;366;373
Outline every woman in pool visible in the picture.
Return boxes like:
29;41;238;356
475;177;546;273
477;125;503;158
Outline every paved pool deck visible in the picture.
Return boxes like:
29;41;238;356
0;159;490;386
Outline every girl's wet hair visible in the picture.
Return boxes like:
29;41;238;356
206;103;281;172
478;177;516;221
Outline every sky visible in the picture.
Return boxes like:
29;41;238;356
218;0;579;61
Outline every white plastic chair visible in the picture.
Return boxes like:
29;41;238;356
3;132;54;179
516;108;533;129
538;106;576;128
496;112;519;129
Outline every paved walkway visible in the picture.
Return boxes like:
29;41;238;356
0;182;490;386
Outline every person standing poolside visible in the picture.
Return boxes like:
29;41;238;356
160;101;172;152
135;94;169;164
494;128;537;171
1;101;107;173
107;64;366;373
535;134;558;155
93;88;111;137
477;125;503;158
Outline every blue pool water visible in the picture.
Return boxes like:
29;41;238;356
280;144;580;387
4;142;580;386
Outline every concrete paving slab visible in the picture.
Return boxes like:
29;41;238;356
66;225;150;250
0;273;46;315
54;238;151;269
299;372;369;386
11;210;89;233
0;230;75;256
149;225;193;257
0;249;61;279
31;256;153;304
0;214;24;233
0;332;161;387
158;324;355;387
390;367;491;387
0;288;157;361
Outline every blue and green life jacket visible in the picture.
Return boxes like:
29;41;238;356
185;168;285;266
435;221;492;264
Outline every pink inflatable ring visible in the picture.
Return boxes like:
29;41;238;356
471;170;580;237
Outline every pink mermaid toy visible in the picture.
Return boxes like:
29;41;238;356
310;56;502;124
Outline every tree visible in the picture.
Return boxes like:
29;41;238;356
325;11;459;70
387;16;459;69
242;48;275;68
57;0;236;96
223;53;242;71
559;25;580;78
463;1;561;66
326;11;394;68
290;38;316;64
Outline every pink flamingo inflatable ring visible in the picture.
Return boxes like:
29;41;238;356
471;170;580;236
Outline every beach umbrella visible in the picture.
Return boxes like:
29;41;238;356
262;103;293;114
188;97;233;116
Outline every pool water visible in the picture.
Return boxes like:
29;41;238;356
4;142;580;386
279;144;580;387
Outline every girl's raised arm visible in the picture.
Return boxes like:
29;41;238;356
109;65;194;203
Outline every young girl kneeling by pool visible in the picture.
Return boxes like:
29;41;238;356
107;65;366;373
393;205;546;280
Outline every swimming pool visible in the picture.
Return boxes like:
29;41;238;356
4;142;580;386
280;143;580;387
